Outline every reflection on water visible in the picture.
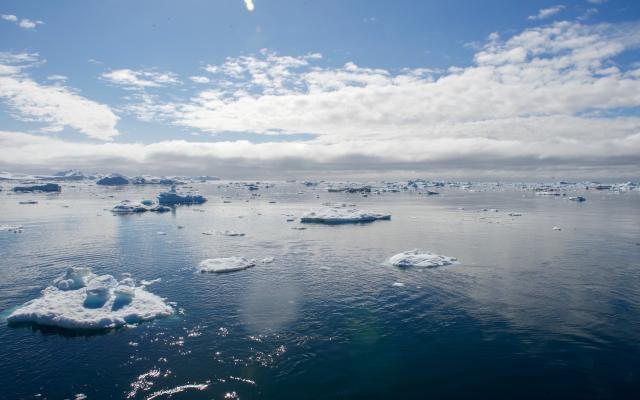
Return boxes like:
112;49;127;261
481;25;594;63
0;182;639;399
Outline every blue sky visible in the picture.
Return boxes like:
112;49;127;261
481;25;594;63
1;0;639;178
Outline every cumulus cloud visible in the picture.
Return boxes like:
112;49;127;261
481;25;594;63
101;68;180;89
93;20;640;177
2;14;44;29
244;0;255;12
1;14;17;22
528;5;565;20
0;53;120;140
189;75;210;84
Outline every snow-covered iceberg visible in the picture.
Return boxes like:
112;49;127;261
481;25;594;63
300;205;390;224
388;249;457;268
7;267;172;330
199;257;256;273
158;185;207;205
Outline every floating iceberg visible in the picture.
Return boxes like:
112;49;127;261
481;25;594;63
199;257;256;273
13;183;61;193
96;173;129;185
569;196;586;202
7;267;172;330
300;205;390;224
158;185;206;205
111;200;171;214
388;249;457;268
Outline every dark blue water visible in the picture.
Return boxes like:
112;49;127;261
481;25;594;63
1;182;639;399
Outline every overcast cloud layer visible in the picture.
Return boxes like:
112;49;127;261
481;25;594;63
1;19;639;179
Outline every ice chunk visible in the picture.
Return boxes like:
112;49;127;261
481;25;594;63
388;249;457;268
198;257;256;273
8;268;172;330
553;226;562;231
300;205;390;224
111;200;149;213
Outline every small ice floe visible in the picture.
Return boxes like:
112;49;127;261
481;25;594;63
157;231;167;235
198;257;256;273
388;249;457;268
220;230;245;237
0;224;23;233
7;267;172;330
569;196;586;202
111;200;171;214
300;205;391;224
508;212;522;216
553;226;562;231
202;230;245;237
291;226;307;230
392;282;405;287
19;200;38;204
140;278;162;286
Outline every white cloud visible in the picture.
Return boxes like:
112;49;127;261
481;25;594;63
587;0;607;4
47;74;68;82
101;69;180;89
18;18;43;29
528;5;565;21
189;75;210;84
0;53;120;140
244;0;255;12
1;14;17;22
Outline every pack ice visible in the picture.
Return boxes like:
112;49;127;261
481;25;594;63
7;267;172;330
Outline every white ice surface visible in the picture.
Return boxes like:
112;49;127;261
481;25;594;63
388;249;457;268
8;267;172;330
300;205;390;224
198;257;256;273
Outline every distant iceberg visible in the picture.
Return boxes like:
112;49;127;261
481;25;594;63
199;257;256;273
7;267;172;330
388;249;457;268
13;183;61;193
111;200;171;213
158;185;206;205
96;173;129;185
300;205;390;224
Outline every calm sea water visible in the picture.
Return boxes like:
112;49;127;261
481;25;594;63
1;181;639;399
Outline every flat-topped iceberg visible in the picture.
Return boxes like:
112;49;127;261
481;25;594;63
300;205;390;224
199;257;256;273
111;200;171;213
7;267;172;330
13;183;61;193
388;249;457;268
158;185;207;205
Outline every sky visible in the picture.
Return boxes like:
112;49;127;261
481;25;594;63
0;0;639;180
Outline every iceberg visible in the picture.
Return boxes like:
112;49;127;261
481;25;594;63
7;267;172;330
111;200;171;213
388;249;457;268
96;173;129;185
300;205;390;224
199;257;256;273
13;183;61;193
158;185;207;205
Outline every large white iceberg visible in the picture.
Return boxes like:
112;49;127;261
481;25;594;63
7;267;172;330
300;205;390;224
198;257;256;273
388;249;457;268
